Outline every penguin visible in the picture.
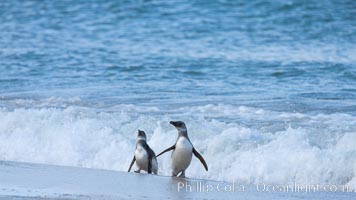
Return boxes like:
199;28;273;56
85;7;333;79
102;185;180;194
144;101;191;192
128;130;158;174
156;121;208;178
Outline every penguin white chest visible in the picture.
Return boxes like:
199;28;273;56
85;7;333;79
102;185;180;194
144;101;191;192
172;137;193;173
135;145;148;169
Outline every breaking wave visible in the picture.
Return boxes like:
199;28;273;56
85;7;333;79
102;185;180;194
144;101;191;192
0;104;355;189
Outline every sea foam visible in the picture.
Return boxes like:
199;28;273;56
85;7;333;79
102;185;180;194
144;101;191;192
0;104;355;189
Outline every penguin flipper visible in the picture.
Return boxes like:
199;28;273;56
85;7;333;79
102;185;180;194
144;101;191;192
142;143;155;174
148;157;152;174
128;156;136;172
144;143;156;158
193;148;208;171
156;145;175;157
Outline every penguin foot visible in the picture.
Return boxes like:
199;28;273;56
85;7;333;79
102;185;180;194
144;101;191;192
134;170;140;173
178;171;185;178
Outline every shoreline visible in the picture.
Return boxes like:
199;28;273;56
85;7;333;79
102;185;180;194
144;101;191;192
0;161;354;200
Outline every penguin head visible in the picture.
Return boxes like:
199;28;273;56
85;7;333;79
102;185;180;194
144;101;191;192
137;130;147;140
170;121;187;133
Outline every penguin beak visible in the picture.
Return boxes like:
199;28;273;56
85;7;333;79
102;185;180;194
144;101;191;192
170;121;177;126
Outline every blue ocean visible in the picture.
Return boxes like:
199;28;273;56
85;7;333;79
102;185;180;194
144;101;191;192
0;0;355;188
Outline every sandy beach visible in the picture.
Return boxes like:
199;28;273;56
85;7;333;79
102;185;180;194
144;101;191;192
0;161;354;200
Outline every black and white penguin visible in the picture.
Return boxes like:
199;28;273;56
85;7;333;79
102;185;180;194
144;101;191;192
156;121;208;178
128;130;158;174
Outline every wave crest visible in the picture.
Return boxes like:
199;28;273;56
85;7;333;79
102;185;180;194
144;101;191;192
0;105;355;189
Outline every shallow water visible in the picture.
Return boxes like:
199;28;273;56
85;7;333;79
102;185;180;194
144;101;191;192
0;0;355;189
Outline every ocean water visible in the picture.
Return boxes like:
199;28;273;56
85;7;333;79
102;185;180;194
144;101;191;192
0;0;356;189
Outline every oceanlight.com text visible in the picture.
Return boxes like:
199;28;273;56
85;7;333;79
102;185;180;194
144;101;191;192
177;181;355;193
